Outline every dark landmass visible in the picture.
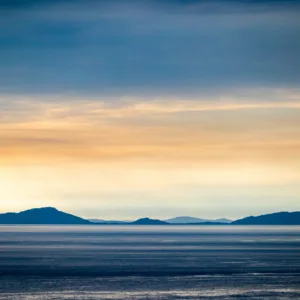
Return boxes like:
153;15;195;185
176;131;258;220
232;211;300;225
0;207;299;225
177;222;228;225
165;216;231;224
130;218;169;225
89;219;129;224
0;207;90;225
215;218;232;223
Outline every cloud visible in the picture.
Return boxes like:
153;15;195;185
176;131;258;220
1;1;300;218
0;0;299;95
1;91;300;166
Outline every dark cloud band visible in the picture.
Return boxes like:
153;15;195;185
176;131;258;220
0;0;299;95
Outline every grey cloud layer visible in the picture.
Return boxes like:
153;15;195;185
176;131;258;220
0;0;300;95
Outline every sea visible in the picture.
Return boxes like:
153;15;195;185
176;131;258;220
0;225;299;299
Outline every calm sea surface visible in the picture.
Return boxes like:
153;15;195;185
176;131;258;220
0;225;299;299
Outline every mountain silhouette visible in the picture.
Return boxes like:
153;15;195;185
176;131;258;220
0;207;90;224
165;216;231;224
232;212;300;225
130;218;169;225
1;208;299;225
89;219;130;224
215;218;232;223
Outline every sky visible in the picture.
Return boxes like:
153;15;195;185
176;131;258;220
0;0;300;220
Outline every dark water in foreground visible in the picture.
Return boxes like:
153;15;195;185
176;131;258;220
0;225;299;299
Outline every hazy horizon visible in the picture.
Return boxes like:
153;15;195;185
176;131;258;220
1;0;300;220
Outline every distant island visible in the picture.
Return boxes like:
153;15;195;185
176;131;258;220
231;212;300;225
130;218;169;225
165;216;231;224
0;207;90;225
0;207;299;225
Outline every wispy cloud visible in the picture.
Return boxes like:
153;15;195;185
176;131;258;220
1;88;300;123
1;90;300;166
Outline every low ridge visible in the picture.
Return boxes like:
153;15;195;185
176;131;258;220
130;218;169;225
0;207;90;225
0;208;299;225
165;216;231;224
232;211;300;225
